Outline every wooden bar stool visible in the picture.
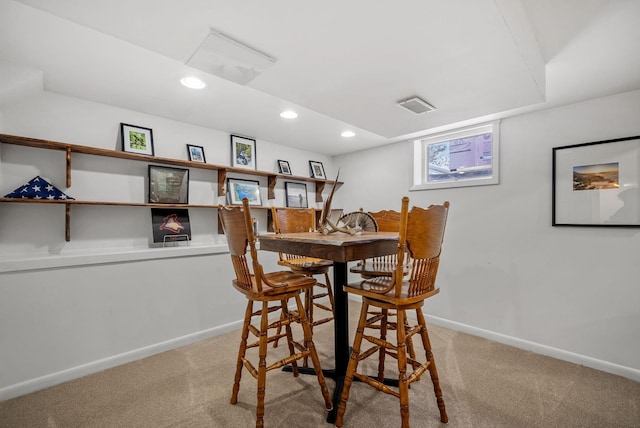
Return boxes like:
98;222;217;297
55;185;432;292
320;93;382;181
271;207;335;330
219;199;333;428
335;197;450;428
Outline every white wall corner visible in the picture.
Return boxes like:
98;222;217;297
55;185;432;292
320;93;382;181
0;61;44;111
494;0;546;101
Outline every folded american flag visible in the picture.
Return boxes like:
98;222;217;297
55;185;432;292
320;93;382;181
3;176;74;200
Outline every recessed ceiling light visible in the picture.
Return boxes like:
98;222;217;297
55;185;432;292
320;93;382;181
180;76;206;89
280;110;298;119
341;131;356;137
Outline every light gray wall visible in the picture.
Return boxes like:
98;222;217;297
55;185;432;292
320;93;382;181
2;89;639;401
334;89;640;379
0;93;333;399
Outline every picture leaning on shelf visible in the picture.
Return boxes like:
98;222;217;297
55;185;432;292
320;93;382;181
187;144;206;163
227;178;262;206
285;182;308;207
121;123;154;156
278;159;292;175
150;208;191;246
230;134;257;170
309;160;326;179
148;165;189;204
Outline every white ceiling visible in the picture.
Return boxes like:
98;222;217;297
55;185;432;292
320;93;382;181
1;0;639;156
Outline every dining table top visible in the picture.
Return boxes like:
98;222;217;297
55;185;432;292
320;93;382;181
257;231;398;263
258;230;397;244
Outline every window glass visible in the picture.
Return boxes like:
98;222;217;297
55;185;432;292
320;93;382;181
411;121;499;190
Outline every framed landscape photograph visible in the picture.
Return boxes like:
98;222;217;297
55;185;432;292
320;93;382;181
278;159;292;175
187;144;206;163
309;160;326;179
285;182;308;207
231;134;256;169
552;135;640;227
121;123;154;156
227;178;262;206
150;208;191;244
148;165;189;204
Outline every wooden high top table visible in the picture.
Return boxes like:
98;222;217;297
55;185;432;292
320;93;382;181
258;231;398;423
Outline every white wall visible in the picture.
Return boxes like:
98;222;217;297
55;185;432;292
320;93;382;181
0;93;334;399
2;89;639;401
334;89;640;379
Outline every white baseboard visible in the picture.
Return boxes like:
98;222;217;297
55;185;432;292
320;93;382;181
4;304;638;402
0;319;243;401
423;314;640;383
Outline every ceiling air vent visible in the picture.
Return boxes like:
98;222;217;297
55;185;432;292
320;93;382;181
186;28;277;85
397;97;436;114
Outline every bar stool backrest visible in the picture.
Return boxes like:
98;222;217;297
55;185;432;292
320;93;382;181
394;197;450;298
219;199;264;292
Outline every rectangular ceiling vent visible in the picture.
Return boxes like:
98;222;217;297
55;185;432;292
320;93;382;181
186;28;277;85
397;96;436;114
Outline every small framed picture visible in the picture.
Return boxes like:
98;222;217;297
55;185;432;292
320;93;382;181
309;160;326;179
151;208;191;244
121;123;154;156
227;178;262;206
285;182;308;208
187;144;206;163
148;165;189;204
231;134;257;169
278;160;292;175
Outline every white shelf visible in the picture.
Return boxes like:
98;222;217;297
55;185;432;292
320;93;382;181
0;244;229;273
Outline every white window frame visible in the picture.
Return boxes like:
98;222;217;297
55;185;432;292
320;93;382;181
411;120;500;191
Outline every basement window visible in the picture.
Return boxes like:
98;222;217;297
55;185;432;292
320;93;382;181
411;120;500;191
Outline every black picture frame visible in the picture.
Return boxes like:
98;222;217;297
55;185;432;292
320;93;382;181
227;178;262;206
278;159;292;175
285;182;308;208
231;134;257;169
150;208;191;243
187;144;206;163
309;160;326;179
121;123;154;156
552;135;640;227
148;165;189;204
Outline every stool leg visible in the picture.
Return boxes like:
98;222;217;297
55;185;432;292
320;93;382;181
405;316;419;371
231;300;253;405
303;287;313;367
281;299;299;377
335;300;370;427
377;308;388;382
416;308;448;423
294;292;333;410
396;309;410;428
255;301;269;428
324;272;335;310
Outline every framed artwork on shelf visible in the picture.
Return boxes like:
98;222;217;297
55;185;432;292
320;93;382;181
121;123;154;156
148;165;189;204
227;178;262;206
309;160;326;179
552;135;640;227
187;144;206;163
278;159;292;175
231;134;256;169
150;208;191;244
285;182;308;207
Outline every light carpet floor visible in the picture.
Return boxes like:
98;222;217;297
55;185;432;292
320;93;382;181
1;302;639;427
